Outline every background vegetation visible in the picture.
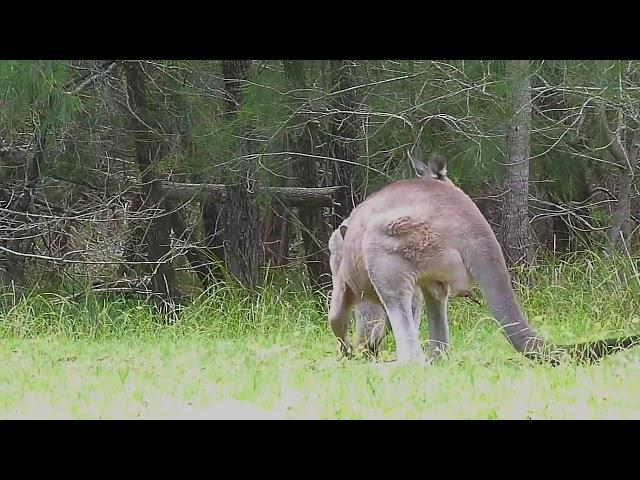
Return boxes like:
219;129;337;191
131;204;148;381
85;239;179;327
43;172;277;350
1;60;639;418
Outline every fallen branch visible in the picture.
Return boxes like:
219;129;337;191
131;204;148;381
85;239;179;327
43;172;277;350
161;181;344;207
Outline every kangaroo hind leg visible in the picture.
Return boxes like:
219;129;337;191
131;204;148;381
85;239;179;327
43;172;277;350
421;285;451;361
368;255;425;365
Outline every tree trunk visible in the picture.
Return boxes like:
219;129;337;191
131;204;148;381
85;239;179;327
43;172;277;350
165;198;219;287
122;61;179;310
284;60;332;289
260;151;292;269
220;60;264;290
599;108;640;255
501;60;534;268
119;195;146;278
1;128;45;287
529;172;554;255
201;200;226;277
225;172;263;289
609;166;633;250
292;123;332;288
607;128;639;254
330;60;362;228
262;207;291;267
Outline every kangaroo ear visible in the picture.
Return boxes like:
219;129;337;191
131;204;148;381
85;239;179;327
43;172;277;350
339;225;348;239
428;153;447;180
407;147;429;177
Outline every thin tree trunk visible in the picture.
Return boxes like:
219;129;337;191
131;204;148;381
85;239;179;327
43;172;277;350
501;59;534;268
599;108;640;255
224;164;263;289
330;60;362;228
122;61;179;310
2;128;45;287
119;195;146;278
609;167;633;249
262;206;292;268
165;198;220;287
292;123;331;288
220;60;264;290
607;143;638;253
201;200;226;276
261;127;291;269
284;60;332;289
529;171;553;255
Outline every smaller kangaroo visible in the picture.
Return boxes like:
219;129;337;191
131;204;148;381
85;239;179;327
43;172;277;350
328;149;640;365
329;222;423;356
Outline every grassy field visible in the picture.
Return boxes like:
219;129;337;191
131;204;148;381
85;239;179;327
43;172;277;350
1;255;640;419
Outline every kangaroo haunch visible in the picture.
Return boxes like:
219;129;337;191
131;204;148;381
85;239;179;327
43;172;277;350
327;152;640;365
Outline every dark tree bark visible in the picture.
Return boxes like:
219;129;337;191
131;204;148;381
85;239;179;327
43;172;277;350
201;199;226;279
165;198;220;286
610;166;634;248
329;60;363;228
224;162;263;290
284;60;332;288
122;61;179;310
599;107;640;254
529;168;555;253
501;60;534;268
1;128;45;287
219;60;264;290
292;122;332;288
262;207;291;267
119;195;146;278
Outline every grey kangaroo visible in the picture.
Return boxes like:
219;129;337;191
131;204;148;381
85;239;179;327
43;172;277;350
328;149;476;357
328;149;640;365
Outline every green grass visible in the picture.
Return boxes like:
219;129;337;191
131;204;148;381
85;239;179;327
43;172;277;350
1;253;640;419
